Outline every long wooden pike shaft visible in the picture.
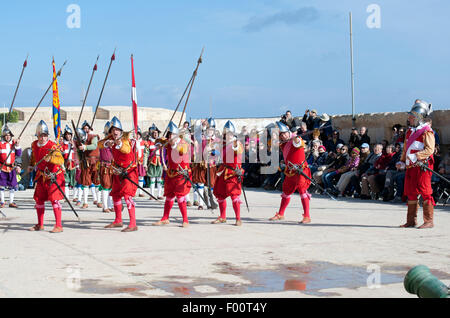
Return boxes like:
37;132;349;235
76;55;99;129
91;49;116;128
163;47;204;135
18;60;67;140
0;60;67;173
7;54;28;119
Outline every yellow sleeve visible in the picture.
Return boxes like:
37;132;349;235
416;131;435;161
118;138;131;154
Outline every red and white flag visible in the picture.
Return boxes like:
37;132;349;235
131;54;138;138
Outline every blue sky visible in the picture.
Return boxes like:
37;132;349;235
0;0;449;119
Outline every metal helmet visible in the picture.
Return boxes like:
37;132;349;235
35;120;49;137
207;117;216;129
223;120;236;134
103;121;111;135
408;100;432;118
149;123;161;134
63;125;73;135
1;125;13;138
81;120;92;130
276;121;290;133
137;126;142;135
166;121;179;135
75;128;87;143
109;116;123;132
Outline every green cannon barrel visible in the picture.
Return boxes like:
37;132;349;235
404;265;449;298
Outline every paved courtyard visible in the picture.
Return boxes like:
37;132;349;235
0;189;448;298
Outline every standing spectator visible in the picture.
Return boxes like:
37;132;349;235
297;122;310;143
302;109;321;131
284;110;294;128
357;127;370;148
349;128;360;149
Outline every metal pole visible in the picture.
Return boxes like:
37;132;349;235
349;12;356;127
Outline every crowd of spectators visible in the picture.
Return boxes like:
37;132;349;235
244;109;449;206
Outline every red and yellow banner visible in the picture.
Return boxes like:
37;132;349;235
52;58;61;143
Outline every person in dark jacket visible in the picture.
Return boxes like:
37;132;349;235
357;127;371;148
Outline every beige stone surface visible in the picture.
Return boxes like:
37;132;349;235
0;189;448;298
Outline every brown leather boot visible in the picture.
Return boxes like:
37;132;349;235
400;201;418;228
418;202;434;229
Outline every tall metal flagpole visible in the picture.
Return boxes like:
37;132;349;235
349;12;356;127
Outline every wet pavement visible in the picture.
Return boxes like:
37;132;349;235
0;189;449;298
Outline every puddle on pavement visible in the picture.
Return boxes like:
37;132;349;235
79;279;151;297
76;261;448;297
150;261;410;297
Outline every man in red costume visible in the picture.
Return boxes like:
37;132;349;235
269;121;312;224
400;100;436;229
153;121;192;228
212;120;245;226
99;116;139;232
28;120;66;233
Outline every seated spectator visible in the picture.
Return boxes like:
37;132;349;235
321;145;349;191
324;130;345;154
346;143;383;198
380;143;404;201
331;147;361;195
308;129;323;148
360;144;395;199
312;144;343;188
306;141;320;166
335;145;367;196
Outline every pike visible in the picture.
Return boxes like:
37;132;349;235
91;49;116;128
0;60;67;173
111;165;159;201
287;161;337;201
76;55;99;128
233;166;250;213
71;120;87;169
178;47;204;127
7;54;29;121
163;47;205;136
417;161;450;185
48;172;81;223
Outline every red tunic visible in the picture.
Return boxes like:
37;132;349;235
164;138;192;197
31;140;65;202
103;138;138;198
403;127;434;200
213;140;244;200
280;137;311;195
